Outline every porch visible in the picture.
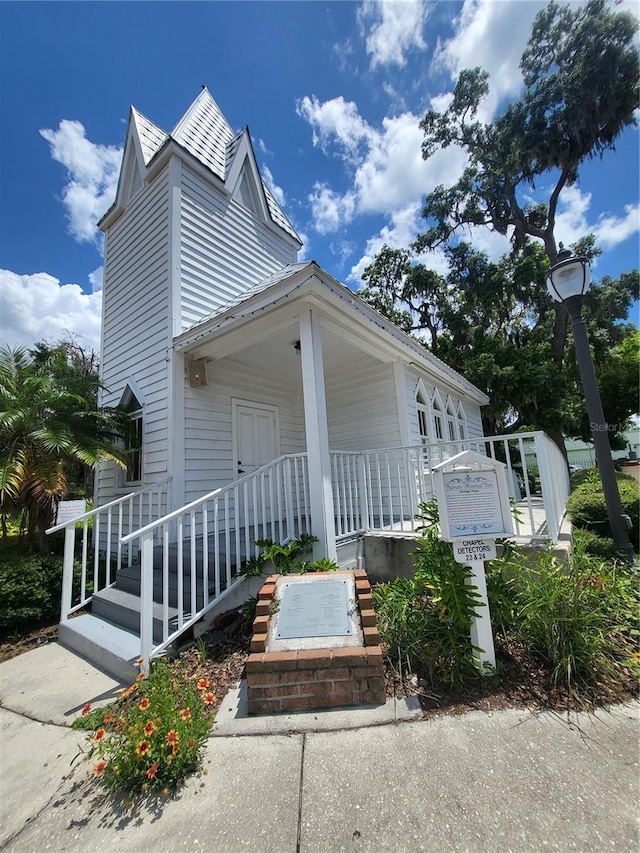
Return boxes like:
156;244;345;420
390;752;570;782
49;431;569;678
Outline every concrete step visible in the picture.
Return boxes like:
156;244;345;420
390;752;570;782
115;563;222;607
58;615;140;683
91;587;179;645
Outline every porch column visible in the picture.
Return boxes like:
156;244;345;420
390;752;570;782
298;308;337;561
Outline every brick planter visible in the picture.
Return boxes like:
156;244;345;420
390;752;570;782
246;569;386;714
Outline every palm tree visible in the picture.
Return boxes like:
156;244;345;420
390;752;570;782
0;346;129;551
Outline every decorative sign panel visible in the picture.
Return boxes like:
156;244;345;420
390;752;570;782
442;470;504;537
276;579;351;640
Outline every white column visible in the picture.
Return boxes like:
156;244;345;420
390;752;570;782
299;308;337;561
465;562;496;672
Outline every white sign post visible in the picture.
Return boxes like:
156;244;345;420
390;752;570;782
433;451;514;673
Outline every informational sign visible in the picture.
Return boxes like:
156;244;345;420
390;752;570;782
453;538;497;564
433;450;514;542
56;500;86;526
442;470;505;537
276;579;351;640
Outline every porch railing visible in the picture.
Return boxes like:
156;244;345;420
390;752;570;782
331;431;570;544
120;454;310;666
46;478;171;622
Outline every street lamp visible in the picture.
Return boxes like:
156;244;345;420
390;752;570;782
546;244;635;563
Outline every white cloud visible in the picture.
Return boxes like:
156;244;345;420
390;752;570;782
88;266;104;293
40;120;122;246
296;95;375;163
262;164;286;208
0;269;102;352
357;0;428;69
555;185;640;255
433;0;545;118
308;183;357;234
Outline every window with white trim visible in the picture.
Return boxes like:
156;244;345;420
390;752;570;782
432;390;444;441
457;402;467;441
120;388;143;484
416;383;429;446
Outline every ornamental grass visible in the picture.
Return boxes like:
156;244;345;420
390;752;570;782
73;658;215;794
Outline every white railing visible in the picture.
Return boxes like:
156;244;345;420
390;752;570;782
331;431;570;544
120;454;310;667
46;478;171;622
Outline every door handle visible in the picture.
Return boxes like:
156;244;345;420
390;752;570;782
238;469;245;474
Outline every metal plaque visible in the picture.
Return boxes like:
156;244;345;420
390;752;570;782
276;579;351;640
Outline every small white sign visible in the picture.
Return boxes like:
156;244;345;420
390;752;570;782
453;538;497;564
56;500;86;525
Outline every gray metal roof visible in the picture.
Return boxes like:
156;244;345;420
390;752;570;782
130;89;300;242
131;107;169;165
195;262;313;326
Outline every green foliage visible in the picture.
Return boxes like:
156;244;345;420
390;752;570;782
241;595;258;631
571;529;624;561
239;554;267;578
494;543;640;690
254;534;319;574
566;475;639;551
0;344;129;550
373;526;485;686
73;658;215;795
0;543;63;628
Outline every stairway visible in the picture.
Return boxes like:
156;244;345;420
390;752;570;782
58;544;249;682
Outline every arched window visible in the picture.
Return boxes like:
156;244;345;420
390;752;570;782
432;390;444;441
416;381;429;446
446;397;457;442
457;402;467;441
120;385;143;484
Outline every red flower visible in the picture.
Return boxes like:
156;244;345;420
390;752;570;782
81;702;92;716
93;760;108;778
135;656;144;665
165;730;179;746
202;692;216;706
179;708;192;721
143;721;156;736
171;742;179;755
138;698;150;712
136;740;151;757
196;677;210;691
91;728;107;743
146;762;159;780
136;672;146;682
103;712;116;724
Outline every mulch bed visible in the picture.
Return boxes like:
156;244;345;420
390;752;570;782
2;611;637;717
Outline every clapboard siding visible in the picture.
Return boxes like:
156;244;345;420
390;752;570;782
182;356;304;503
325;358;401;451
96;168;171;507
179;165;296;329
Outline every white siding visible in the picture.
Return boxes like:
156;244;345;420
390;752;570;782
182;356;304;503
325;357;401;451
179;164;297;330
96;168;171;505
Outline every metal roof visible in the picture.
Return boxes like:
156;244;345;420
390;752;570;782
129;88;300;243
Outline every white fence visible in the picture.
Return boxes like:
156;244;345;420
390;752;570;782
331;432;570;544
46;478;170;621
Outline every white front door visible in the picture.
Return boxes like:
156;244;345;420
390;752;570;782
233;401;279;478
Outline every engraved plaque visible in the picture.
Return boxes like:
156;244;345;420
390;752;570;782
276;579;351;640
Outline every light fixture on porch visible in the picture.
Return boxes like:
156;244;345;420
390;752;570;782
546;243;634;562
293;340;301;355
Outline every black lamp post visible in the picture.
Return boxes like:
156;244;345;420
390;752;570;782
546;244;635;563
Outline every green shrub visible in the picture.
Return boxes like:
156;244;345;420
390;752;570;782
373;528;485;686
497;543;639;690
571;528;622;560
0;545;63;628
566;474;639;551
73;658;215;795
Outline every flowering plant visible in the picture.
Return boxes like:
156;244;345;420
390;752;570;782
73;658;215;794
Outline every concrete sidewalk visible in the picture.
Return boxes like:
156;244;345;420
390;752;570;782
1;644;638;852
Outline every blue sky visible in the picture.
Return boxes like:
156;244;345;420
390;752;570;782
1;0;638;352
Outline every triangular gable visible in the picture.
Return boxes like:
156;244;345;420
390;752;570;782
113;110;154;209
225;128;270;222
171;88;233;180
132;107;168;165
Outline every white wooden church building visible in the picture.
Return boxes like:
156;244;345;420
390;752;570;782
51;89;568;676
